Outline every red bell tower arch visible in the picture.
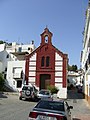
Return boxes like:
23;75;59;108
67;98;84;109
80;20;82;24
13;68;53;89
40;27;53;46
36;28;55;89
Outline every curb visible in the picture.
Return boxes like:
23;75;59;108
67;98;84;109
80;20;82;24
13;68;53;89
3;92;19;96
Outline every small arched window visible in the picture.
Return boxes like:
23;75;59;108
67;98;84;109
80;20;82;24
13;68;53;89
46;56;50;67
6;54;9;58
45;36;48;43
41;56;45;67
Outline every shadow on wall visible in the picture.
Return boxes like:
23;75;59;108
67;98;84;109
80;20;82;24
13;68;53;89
67;88;84;99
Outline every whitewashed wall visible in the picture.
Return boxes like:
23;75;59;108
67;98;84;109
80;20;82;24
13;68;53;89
57;88;67;98
0;50;9;72
55;52;67;98
55;52;63;82
55;52;63;83
55;83;67;98
7;61;25;91
28;53;37;84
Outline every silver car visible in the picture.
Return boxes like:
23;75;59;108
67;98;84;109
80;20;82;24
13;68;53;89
37;89;52;100
28;99;73;120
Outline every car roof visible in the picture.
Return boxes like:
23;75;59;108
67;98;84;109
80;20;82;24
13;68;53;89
40;99;64;102
35;99;65;106
34;99;65;112
39;89;50;91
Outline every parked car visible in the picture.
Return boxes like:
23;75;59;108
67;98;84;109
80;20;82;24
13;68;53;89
28;99;73;120
19;85;38;101
37;89;52;100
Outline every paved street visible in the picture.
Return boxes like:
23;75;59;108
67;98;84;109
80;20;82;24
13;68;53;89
0;92;36;120
67;89;90;120
0;90;90;120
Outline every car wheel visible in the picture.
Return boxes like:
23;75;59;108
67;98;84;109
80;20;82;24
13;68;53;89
19;96;22;100
25;90;31;96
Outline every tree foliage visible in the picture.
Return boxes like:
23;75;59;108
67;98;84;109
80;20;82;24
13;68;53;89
68;64;78;71
0;40;6;44
47;85;59;94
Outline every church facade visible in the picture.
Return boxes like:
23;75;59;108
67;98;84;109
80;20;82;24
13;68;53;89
25;28;68;98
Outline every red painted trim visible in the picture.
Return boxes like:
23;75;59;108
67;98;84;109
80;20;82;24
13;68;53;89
63;57;67;87
25;58;29;85
55;76;62;78
35;44;56;88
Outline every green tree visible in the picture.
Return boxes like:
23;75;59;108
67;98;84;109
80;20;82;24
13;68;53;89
0;40;6;44
0;73;5;91
68;65;72;71
68;64;78;71
72;65;78;71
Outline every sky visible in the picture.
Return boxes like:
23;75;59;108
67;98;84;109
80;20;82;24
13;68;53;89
0;0;89;68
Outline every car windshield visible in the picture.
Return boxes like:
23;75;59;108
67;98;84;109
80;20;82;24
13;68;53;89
22;86;33;91
39;90;50;95
35;100;65;111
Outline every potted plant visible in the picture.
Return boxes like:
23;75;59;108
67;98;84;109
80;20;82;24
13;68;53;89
47;85;59;98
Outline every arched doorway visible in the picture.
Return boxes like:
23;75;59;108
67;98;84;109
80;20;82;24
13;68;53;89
40;74;51;90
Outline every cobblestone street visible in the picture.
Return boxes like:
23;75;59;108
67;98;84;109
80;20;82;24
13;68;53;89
67;89;90;120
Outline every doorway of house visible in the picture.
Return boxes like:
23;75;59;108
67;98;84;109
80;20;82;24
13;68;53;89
40;74;51;90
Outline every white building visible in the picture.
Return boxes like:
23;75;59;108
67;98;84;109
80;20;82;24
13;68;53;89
0;41;35;91
67;71;82;88
81;1;90;104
